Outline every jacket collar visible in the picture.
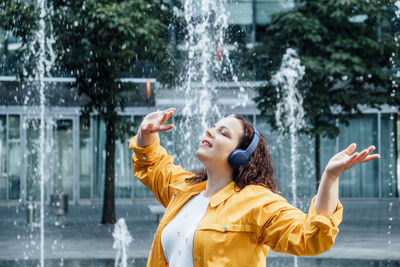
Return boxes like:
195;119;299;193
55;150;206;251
208;181;236;207
170;180;237;208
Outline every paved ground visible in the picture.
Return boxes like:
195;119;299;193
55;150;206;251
0;198;399;266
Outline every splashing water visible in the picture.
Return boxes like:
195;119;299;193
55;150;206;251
113;218;133;267
387;0;400;254
272;48;306;206
271;48;305;267
30;0;56;265
175;0;248;170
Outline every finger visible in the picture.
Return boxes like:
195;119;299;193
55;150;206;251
354;146;376;163
165;107;176;112
360;154;380;163
342;143;357;155
353;149;370;163
158;124;175;132
347;152;360;165
160;109;175;125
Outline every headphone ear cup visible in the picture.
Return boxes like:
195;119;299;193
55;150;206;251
228;149;249;169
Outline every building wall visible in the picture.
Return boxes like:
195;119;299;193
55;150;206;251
0;95;397;205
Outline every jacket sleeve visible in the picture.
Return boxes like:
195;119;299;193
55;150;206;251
128;134;193;207
256;194;343;256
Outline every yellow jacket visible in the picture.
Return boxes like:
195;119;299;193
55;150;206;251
129;134;343;267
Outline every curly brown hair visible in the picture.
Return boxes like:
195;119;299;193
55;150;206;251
186;115;280;194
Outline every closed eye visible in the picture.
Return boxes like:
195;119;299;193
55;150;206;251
219;128;230;138
212;124;231;138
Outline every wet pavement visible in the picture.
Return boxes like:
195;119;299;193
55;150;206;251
0;198;399;265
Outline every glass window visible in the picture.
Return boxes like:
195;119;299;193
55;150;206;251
338;115;378;197
0;115;6;200
115;116;134;199
256;115;316;202
256;0;295;25
132;115;154;199
53;120;74;200
226;1;253;25
398;117;400;197
8;142;20;199
9;115;20;140
79;116;91;199
381;114;397;198
92;116;106;200
7;115;21;200
26;119;41;201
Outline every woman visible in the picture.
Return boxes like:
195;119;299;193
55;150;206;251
129;107;379;267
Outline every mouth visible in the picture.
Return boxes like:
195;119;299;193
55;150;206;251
200;139;212;148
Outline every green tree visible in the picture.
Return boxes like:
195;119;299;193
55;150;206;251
0;0;181;223
245;0;400;183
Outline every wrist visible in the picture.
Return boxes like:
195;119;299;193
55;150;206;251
322;170;339;182
136;127;156;148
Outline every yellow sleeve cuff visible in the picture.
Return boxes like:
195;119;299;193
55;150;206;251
308;196;343;231
128;134;161;161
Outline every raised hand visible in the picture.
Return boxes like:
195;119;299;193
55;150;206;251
136;108;176;147
324;143;380;179
140;108;176;134
315;143;380;217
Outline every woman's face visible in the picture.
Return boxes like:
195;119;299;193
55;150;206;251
195;116;244;168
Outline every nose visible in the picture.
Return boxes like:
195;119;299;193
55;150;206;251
205;128;214;138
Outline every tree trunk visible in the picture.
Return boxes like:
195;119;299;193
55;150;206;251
101;118;116;224
315;134;320;192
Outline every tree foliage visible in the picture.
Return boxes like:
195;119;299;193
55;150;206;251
50;0;180;117
245;0;399;138
1;0;182;223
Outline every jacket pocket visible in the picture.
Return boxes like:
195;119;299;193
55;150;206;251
196;223;257;260
199;223;256;247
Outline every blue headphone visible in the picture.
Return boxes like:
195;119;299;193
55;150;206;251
228;128;260;169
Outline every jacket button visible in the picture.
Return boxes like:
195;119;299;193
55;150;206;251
174;193;177;196
194;257;198;261
142;156;147;160
224;226;228;231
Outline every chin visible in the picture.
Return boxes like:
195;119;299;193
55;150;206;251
195;149;208;164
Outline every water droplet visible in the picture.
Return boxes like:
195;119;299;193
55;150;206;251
178;250;182;256
388;240;391;245
388;217;393;221
177;231;181;237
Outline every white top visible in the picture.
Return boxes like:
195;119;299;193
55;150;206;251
161;191;209;266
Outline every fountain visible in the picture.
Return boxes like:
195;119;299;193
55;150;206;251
272;48;306;206
174;0;248;170
113;218;133;267
270;48;305;267
33;0;55;266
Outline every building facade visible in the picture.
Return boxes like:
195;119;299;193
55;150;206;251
0;79;398;205
0;0;398;205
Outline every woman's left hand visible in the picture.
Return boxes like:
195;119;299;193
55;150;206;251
324;143;380;180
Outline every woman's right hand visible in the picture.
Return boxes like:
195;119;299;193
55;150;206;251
136;108;176;147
